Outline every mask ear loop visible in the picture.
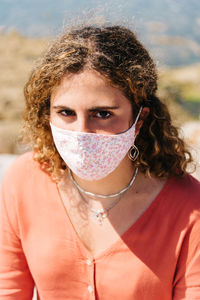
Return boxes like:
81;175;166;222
128;106;143;162
133;106;143;126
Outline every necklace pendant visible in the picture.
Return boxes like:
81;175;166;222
92;209;107;224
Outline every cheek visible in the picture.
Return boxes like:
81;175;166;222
49;109;63;128
109;107;133;133
124;106;134;130
122;101;134;128
49;109;53;123
128;111;134;127
107;115;133;134
49;99;64;128
49;108;56;124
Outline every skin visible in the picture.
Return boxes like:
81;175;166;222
50;69;166;256
50;69;149;195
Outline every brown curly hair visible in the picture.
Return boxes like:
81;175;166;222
23;25;192;180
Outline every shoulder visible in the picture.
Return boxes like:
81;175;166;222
6;151;38;169
161;174;200;225
1;151;51;191
169;172;200;191
2;151;39;181
168;174;200;205
0;152;55;222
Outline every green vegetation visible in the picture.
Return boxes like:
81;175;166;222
0;32;199;153
158;64;200;122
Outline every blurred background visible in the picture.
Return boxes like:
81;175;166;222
0;0;200;180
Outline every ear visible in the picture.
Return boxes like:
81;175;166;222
135;107;150;136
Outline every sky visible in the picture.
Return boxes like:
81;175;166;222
0;0;200;66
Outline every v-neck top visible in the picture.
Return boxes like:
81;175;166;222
0;152;200;300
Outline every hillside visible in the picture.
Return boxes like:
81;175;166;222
1;0;200;66
158;64;200;121
0;32;199;155
0;32;49;153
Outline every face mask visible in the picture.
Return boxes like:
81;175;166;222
50;107;142;181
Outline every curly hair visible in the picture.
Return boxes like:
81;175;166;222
23;25;193;180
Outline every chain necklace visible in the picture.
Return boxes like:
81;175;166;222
77;190;122;225
69;168;138;224
68;167;138;199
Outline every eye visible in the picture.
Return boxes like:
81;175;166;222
94;110;112;119
58;109;75;117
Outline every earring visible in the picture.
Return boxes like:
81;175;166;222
128;145;139;161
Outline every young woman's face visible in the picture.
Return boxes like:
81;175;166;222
50;69;133;135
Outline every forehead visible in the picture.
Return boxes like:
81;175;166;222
51;69;131;108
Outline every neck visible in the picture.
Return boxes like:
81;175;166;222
70;156;136;197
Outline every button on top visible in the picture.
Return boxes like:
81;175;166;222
86;259;92;266
88;285;93;293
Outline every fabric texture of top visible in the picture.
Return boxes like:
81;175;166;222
0;152;200;300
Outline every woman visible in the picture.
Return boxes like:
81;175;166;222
0;25;200;300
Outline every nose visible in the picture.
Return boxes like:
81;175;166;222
73;116;93;133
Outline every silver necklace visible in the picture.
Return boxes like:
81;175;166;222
69;168;138;224
78;190;122;225
68;167;138;199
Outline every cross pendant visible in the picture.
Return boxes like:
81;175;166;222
92;209;107;225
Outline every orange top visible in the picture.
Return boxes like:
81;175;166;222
0;152;200;300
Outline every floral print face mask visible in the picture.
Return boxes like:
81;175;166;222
50;107;142;181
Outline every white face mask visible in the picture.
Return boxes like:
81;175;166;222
50;107;142;181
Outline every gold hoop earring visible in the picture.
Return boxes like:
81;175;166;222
128;145;139;161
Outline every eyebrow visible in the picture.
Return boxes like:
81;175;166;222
52;105;120;111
